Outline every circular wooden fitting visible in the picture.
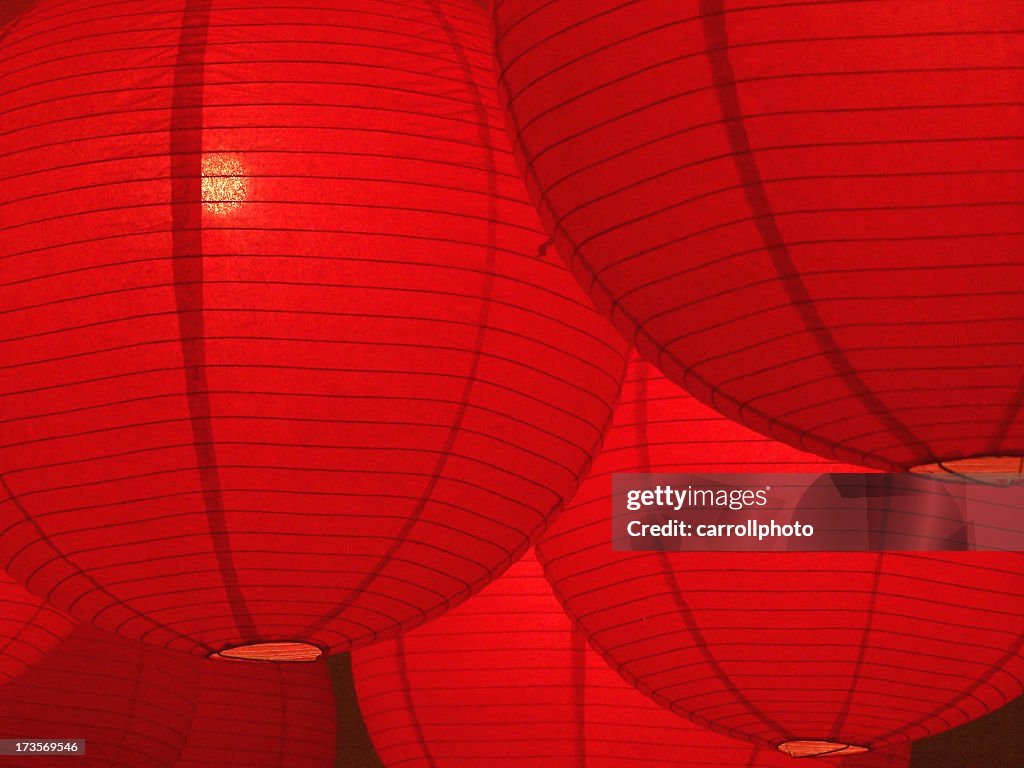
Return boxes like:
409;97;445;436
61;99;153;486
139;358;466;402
778;740;869;758
910;456;1024;486
209;641;323;663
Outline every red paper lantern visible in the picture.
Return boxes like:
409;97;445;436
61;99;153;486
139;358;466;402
353;549;909;767
534;357;1024;758
0;0;627;661
492;1;1024;479
0;626;199;768
176;659;336;767
0;569;73;685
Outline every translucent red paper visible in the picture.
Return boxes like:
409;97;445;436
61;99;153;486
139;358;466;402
354;549;910;767
494;1;1024;471
536;357;1024;751
0;0;626;655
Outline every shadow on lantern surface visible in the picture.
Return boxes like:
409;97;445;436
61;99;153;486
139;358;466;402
537;355;1024;756
352;549;909;768
0;626;199;768
0;569;74;685
491;0;1024;482
0;0;628;661
177;652;337;768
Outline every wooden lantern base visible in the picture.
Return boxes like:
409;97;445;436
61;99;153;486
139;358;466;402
777;740;869;758
209;641;323;663
910;456;1024;486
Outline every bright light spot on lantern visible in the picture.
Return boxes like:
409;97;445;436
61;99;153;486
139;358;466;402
201;153;247;214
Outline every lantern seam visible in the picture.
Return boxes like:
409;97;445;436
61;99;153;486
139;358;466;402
294;0;500;645
697;0;932;468
170;0;258;642
396;633;439;767
0;473;203;650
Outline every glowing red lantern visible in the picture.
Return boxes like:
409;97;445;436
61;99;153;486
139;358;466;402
176;659;335;767
0;0;626;661
492;1;1024;479
353;549;909;767
534;357;1024;758
0;570;73;685
0;626;199;767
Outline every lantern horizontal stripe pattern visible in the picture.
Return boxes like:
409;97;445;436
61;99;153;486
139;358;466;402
0;0;627;656
0;568;74;685
175;658;336;767
492;0;1024;472
353;549;909;767
0;626;200;767
535;357;1024;752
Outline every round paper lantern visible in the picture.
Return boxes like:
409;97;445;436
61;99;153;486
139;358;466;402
0;626;199;768
0;569;74;685
0;0;627;661
175;658;335;767
534;356;1024;758
353;549;909;767
492;1;1024;479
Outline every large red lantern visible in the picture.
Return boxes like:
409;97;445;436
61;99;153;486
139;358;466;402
0;570;73;685
353;549;908;767
176;659;336;767
492;1;1024;479
0;0;626;661
534;357;1024;758
0;626;199;768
